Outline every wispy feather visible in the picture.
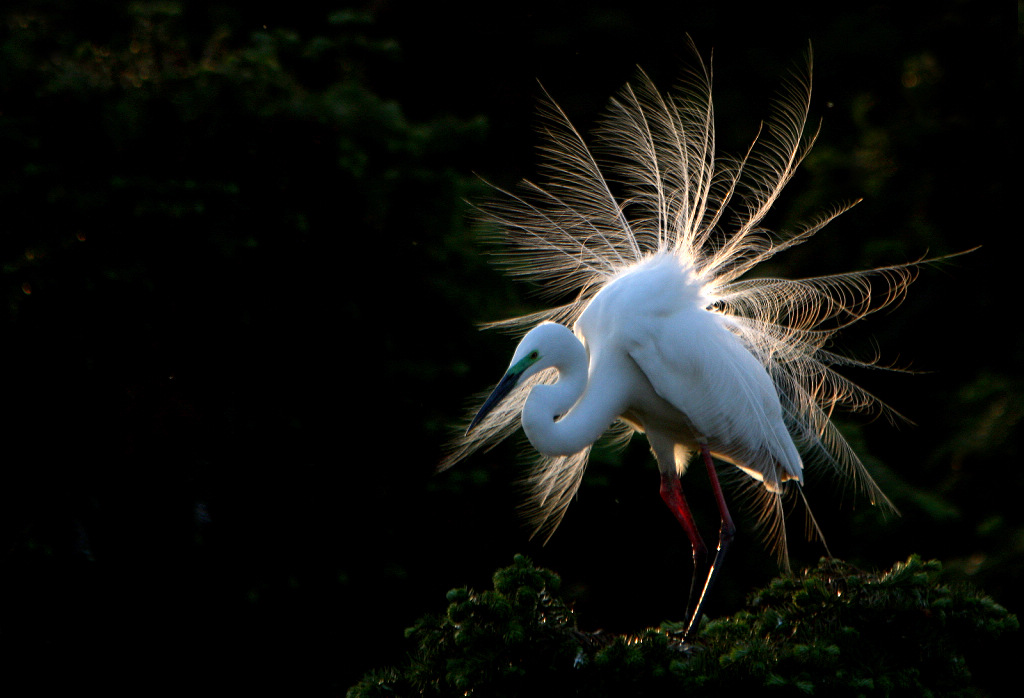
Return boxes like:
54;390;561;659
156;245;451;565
442;41;959;566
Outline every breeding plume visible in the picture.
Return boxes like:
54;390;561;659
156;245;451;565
443;45;920;639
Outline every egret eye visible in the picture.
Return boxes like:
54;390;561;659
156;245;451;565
529;351;539;360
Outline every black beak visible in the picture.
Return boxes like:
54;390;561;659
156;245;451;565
466;370;521;434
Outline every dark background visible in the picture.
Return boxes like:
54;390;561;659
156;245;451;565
0;0;1017;693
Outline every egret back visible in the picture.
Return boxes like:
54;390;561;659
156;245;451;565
577;252;802;485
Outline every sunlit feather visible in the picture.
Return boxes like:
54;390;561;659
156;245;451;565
441;42;937;564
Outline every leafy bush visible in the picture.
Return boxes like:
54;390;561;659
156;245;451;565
350;554;1017;697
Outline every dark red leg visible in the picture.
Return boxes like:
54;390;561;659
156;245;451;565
659;470;708;626
683;444;737;639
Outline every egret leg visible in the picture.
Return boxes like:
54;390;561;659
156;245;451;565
684;443;737;640
658;470;708;626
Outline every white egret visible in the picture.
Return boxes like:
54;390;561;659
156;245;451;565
443;44;933;640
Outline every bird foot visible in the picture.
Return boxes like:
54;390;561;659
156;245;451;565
664;630;700;654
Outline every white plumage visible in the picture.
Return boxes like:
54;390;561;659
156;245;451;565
443;42;926;637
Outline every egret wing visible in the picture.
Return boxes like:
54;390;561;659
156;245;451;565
627;309;802;489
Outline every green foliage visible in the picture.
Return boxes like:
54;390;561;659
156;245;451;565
372;554;580;697
349;555;1017;697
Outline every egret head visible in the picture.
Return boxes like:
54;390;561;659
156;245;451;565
467;323;575;434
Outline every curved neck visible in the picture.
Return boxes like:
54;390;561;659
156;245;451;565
521;336;592;456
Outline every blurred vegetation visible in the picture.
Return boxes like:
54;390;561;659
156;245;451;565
0;2;496;690
0;0;1017;692
350;554;1018;696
